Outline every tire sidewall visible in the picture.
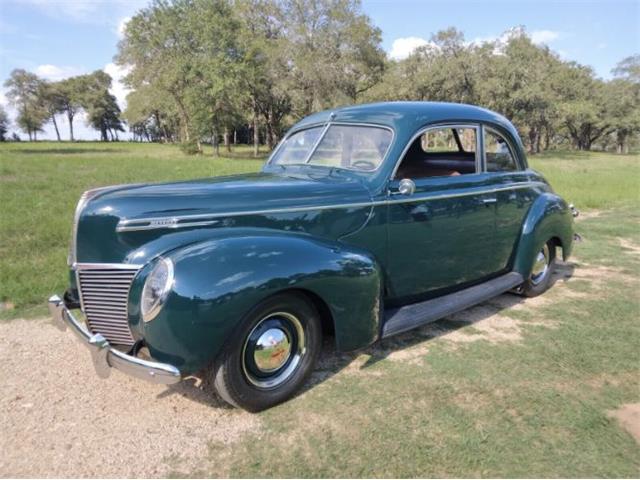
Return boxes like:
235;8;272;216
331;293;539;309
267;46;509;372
213;292;321;411
522;241;556;297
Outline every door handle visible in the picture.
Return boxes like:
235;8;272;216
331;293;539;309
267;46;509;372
482;197;497;204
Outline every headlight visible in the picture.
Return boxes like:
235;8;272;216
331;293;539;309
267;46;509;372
141;258;174;322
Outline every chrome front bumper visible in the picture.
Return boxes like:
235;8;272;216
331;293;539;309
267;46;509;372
48;295;181;385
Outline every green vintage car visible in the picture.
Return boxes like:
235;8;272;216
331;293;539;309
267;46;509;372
49;102;577;411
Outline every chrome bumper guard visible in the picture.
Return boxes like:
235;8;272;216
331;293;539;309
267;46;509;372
48;294;181;385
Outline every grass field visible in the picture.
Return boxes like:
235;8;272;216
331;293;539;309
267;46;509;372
0;142;639;476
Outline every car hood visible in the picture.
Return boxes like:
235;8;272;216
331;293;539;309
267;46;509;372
75;169;374;264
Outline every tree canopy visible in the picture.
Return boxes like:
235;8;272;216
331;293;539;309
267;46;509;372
2;0;638;153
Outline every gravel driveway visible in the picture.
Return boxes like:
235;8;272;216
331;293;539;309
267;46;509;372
0;318;259;477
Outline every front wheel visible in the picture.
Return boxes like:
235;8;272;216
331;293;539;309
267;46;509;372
209;292;321;412
520;241;556;297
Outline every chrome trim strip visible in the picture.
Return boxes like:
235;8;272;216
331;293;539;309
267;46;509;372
75;263;143;270
117;181;547;232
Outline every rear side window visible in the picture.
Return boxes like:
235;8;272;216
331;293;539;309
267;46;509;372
421;127;476;154
395;126;478;179
485;129;518;172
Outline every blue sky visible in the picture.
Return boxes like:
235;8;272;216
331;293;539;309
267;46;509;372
0;0;638;140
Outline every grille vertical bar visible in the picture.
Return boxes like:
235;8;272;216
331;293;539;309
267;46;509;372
77;265;141;346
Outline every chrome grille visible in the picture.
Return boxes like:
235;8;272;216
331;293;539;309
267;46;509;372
77;264;141;346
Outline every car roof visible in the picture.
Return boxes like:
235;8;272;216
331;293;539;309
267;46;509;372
292;101;518;137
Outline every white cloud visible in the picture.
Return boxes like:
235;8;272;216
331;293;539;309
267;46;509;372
389;36;435;60
34;64;83;81
117;16;131;39
530;30;561;45
104;62;131;109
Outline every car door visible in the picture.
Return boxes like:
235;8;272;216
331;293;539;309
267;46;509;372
385;124;503;304
482;126;537;270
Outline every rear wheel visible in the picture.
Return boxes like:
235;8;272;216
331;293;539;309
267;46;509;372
520;241;556;297
210;292;321;412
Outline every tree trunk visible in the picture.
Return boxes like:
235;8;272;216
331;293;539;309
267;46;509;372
616;131;627;154
266;107;275;150
253;102;259;158
233;129;237;145
223;127;231;152
51;115;61;141
528;129;538;154
544;127;550;151
67;110;75;141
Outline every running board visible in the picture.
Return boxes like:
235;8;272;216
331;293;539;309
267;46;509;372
381;272;524;338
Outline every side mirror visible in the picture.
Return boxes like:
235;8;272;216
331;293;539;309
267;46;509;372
398;178;416;196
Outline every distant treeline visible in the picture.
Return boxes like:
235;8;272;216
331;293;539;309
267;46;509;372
2;0;639;155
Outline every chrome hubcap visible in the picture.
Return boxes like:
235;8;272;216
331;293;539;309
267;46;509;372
253;328;291;373
530;244;550;285
242;312;306;389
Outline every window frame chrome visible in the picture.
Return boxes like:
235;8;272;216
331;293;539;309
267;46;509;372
390;122;482;181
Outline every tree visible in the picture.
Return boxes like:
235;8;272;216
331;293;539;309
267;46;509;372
39;82;66;141
484;32;561;153
604;56;640;154
56;76;84;141
278;0;386;115
124;85;179;142
79;70;125;141
3;69;48;141
612;54;640;83
553;62;611;150
0;105;9;141
117;0;242;151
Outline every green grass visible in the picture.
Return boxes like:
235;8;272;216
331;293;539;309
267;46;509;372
183;206;639;478
1;142;639;476
529;150;640;209
0;142;264;319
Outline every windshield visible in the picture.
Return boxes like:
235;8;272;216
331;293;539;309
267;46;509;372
270;124;393;172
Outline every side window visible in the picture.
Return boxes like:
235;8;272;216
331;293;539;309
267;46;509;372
484;129;518;172
396;126;478;179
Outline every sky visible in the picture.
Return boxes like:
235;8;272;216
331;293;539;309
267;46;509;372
0;0;638;140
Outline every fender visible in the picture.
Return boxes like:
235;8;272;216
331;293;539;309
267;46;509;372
129;228;382;375
512;192;574;277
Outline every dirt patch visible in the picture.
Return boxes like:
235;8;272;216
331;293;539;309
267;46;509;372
608;403;640;444
0;318;259;478
618;237;640;256
376;259;632;363
576;209;603;221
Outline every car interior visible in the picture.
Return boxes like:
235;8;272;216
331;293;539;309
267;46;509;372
395;126;478;179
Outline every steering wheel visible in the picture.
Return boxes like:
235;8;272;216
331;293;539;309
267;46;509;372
351;160;376;171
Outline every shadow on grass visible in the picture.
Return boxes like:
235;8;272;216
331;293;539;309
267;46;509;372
157;261;576;409
212;151;269;161
12;148;125;155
